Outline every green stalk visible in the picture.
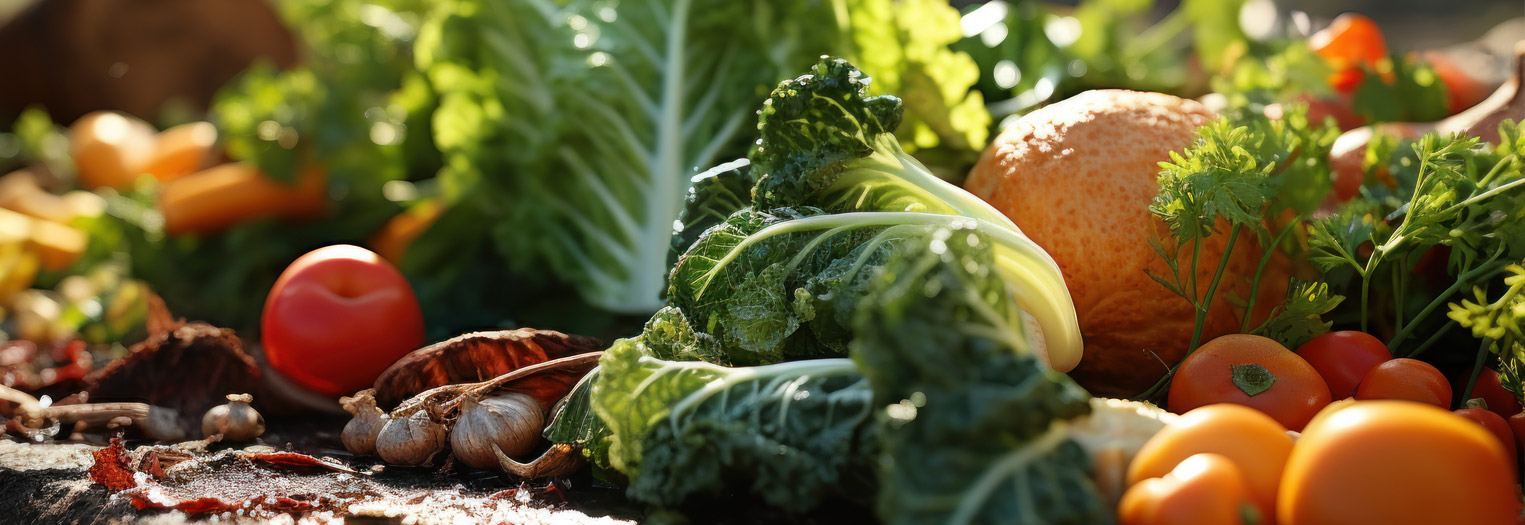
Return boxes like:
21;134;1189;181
1387;260;1509;351
1391;265;1405;335
1404;320;1457;358
1241;222;1298;333
1359;249;1382;333
1137;226;1242;401
1461;338;1495;408
1190;227;1242;353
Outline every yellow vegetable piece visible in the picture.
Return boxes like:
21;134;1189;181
69;111;155;190
0;242;39;304
29;218;87;271
0;208;88;272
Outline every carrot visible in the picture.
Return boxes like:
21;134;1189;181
368;199;443;264
159;162;327;236
142;121;218;182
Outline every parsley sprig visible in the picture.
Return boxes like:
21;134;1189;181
1308;123;1525;356
1138;104;1339;399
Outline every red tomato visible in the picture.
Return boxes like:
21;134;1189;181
1355;358;1452;408
1310;14;1389;94
1295;331;1390;399
1455;407;1517;478
1169;334;1332;431
1470;368;1523;419
1510;411;1525;472
262;245;425;397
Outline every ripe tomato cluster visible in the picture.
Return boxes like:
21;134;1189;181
1150;329;1525;524
1122;403;1521;525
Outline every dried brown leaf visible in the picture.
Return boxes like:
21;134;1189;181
84;322;261;433
372;329;601;409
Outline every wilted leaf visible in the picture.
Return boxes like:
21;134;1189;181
372;329;603;409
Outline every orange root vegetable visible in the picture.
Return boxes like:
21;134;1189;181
69;111;156;190
369;199;443;265
159;162;327;236
142;121;218;182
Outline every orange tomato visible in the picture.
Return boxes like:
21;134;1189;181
1128;404;1293;523
1280;401;1519;525
1169;334;1332;430
1355;358;1451;408
1119;453;1258;525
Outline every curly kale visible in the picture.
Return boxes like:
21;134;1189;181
750;58;1014;228
852;225;1104;525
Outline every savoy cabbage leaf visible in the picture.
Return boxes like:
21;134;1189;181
590;336;877;511
851;225;1105;525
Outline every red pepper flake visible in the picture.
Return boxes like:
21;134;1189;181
88;437;138;491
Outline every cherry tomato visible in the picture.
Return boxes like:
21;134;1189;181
1169;334;1332;430
262;245;425;397
1310;13;1389;94
1281;401;1519;525
1470;368;1523;419
1455;407;1516;478
1119;453;1258;525
1355;358;1452;408
1509;411;1525;474
1128;404;1293;523
1295;331;1390;399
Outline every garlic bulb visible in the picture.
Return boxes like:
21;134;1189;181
450;392;546;469
376;409;447;465
340;391;388;455
201;393;265;441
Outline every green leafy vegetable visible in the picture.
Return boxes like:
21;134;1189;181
590;337;876;510
671;158;754;265
750;58;1010;227
852;225;1103;524
835;0;990;171
415;0;991;315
